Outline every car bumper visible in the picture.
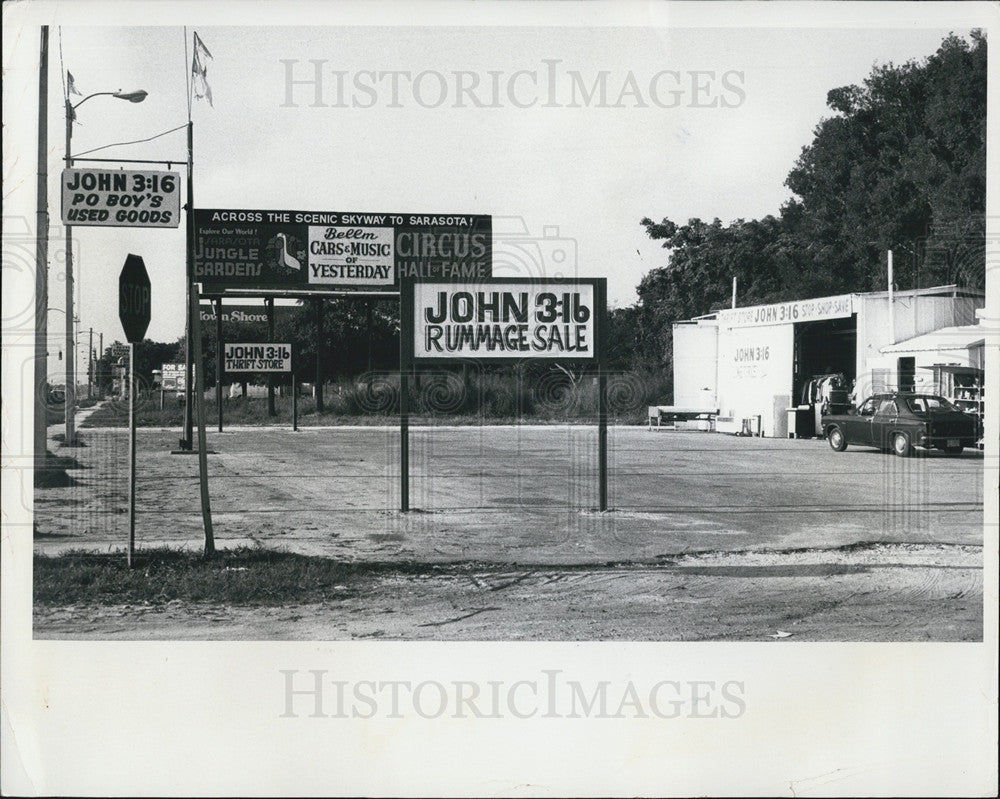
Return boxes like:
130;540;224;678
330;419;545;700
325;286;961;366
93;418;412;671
915;433;976;449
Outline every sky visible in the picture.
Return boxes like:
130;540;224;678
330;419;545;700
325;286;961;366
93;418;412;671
1;2;986;376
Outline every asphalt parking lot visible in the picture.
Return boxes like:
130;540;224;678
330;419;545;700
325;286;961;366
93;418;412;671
31;424;985;558
31;423;986;640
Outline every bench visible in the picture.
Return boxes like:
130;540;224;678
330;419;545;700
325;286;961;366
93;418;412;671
647;406;719;431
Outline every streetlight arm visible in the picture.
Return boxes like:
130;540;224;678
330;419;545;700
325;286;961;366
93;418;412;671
71;91;116;111
71;89;147;111
68;89;147;127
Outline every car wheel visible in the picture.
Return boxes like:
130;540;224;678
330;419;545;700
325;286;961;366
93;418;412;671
944;445;963;456
827;426;847;452
892;432;911;457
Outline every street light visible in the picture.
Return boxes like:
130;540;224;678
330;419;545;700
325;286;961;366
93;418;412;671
63;87;146;445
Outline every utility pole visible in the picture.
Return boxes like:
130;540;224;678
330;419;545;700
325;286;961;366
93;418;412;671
88;327;93;399
34;26;50;472
74;313;80;405
64;81;76;445
183;120;195;449
888;249;895;346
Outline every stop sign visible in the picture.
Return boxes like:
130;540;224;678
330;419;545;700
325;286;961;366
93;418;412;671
119;253;151;343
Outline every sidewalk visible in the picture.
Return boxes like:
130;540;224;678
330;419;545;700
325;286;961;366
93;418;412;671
48;401;108;447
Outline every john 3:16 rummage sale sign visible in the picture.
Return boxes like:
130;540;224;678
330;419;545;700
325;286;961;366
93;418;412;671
405;278;605;364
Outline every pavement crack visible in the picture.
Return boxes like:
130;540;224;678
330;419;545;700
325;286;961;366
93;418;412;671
489;573;534;592
416;607;501;627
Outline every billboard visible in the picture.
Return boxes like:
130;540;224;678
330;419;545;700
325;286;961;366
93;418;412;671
406;279;604;363
224;343;292;373
194;209;492;289
62;168;181;227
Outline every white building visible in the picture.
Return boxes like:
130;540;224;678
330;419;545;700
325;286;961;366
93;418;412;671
672;285;985;437
875;309;990;416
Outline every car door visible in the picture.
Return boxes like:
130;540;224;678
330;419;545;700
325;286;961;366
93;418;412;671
871;397;899;449
844;397;878;445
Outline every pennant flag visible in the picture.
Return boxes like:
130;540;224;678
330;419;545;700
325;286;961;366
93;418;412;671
191;31;214;106
66;70;82;97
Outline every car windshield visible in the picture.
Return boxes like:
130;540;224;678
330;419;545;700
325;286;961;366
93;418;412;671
906;395;961;414
855;399;877;415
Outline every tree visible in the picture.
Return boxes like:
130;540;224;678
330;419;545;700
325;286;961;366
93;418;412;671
135;340;181;387
629;31;986;373
785;30;986;290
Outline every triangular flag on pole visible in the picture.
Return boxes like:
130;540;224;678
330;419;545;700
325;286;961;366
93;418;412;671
191;31;214;106
66;70;82;96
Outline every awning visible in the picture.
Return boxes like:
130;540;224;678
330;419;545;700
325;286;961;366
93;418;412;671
880;324;987;354
918;364;983;375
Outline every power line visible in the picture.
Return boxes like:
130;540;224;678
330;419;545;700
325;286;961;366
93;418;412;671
72;124;187;158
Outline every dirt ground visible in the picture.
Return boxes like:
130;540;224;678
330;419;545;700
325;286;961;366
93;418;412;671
31;413;986;640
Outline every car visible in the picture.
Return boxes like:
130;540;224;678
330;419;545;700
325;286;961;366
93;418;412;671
822;392;979;457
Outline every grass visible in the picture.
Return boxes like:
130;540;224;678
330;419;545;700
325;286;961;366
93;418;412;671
34;547;587;607
80;370;667;428
34;547;365;606
33;547;512;606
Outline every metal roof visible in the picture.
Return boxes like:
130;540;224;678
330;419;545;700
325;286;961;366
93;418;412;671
880;324;988;354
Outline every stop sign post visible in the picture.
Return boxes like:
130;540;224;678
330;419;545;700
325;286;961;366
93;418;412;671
118;253;150;568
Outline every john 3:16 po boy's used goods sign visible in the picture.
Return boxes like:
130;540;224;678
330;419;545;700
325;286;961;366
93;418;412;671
62;169;181;227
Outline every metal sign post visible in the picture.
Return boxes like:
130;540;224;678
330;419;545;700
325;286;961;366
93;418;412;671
127;342;137;566
215;297;224;431
399;283;413;512
596;279;608;511
267;298;277;416
118;253;151;566
189;288;215;557
314;298;325;413
401;277;607;512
